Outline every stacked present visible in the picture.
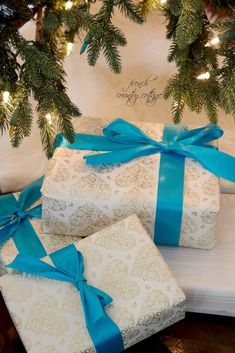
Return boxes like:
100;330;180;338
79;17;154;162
1;116;235;353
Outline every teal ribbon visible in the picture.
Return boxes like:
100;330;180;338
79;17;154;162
154;124;187;245
54;118;235;246
7;244;124;353
0;177;46;258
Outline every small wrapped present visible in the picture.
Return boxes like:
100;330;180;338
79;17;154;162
0;177;46;260
41;117;227;249
0;215;186;353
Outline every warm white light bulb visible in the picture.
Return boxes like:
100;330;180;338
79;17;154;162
205;36;220;47
65;1;73;10
197;72;210;80
160;0;167;4
46;113;52;125
66;42;74;56
2;91;10;104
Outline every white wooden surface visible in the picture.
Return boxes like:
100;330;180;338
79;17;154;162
159;194;235;316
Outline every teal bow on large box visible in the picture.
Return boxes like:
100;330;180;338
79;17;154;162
42;117;234;248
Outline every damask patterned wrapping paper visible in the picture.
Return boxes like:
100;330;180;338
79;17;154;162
0;215;186;353
42;117;220;249
0;217;82;270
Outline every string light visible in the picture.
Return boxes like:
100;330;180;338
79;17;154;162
205;36;220;48
2;91;10;104
66;42;74;56
197;72;210;80
46;113;53;125
65;1;73;10
160;0;167;4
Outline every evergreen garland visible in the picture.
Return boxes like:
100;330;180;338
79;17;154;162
138;0;235;124
0;1;235;157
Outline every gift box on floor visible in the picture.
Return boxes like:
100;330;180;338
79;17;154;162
0;215;186;353
42;117;220;249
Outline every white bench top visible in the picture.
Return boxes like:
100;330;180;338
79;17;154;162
159;194;235;316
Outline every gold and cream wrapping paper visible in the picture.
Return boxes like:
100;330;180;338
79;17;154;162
42;117;220;249
0;215;185;353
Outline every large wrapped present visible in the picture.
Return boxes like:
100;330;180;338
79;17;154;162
41;117;224;249
0;215;186;353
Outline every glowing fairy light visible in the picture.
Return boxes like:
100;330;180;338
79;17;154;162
66;42;74;56
46;113;53;125
65;1;73;10
197;71;210;80
205;36;220;47
2;91;10;104
160;0;167;4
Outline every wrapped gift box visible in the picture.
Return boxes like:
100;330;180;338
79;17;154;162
0;215;185;353
42;117;220;249
0;217;81;269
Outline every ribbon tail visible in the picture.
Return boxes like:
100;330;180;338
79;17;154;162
13;219;47;258
6;254;72;284
176;145;235;182
18;176;44;210
92;285;113;307
80;286;124;353
55;133;137;152
84;145;160;165
87;313;124;353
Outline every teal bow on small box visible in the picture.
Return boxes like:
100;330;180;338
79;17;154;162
0;177;46;258
7;244;124;353
54;118;235;247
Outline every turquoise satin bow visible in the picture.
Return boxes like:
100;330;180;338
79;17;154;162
7;244;124;353
55;118;235;182
0;177;46;258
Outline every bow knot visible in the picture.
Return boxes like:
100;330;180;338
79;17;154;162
159;141;172;153
14;209;28;222
75;274;87;288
